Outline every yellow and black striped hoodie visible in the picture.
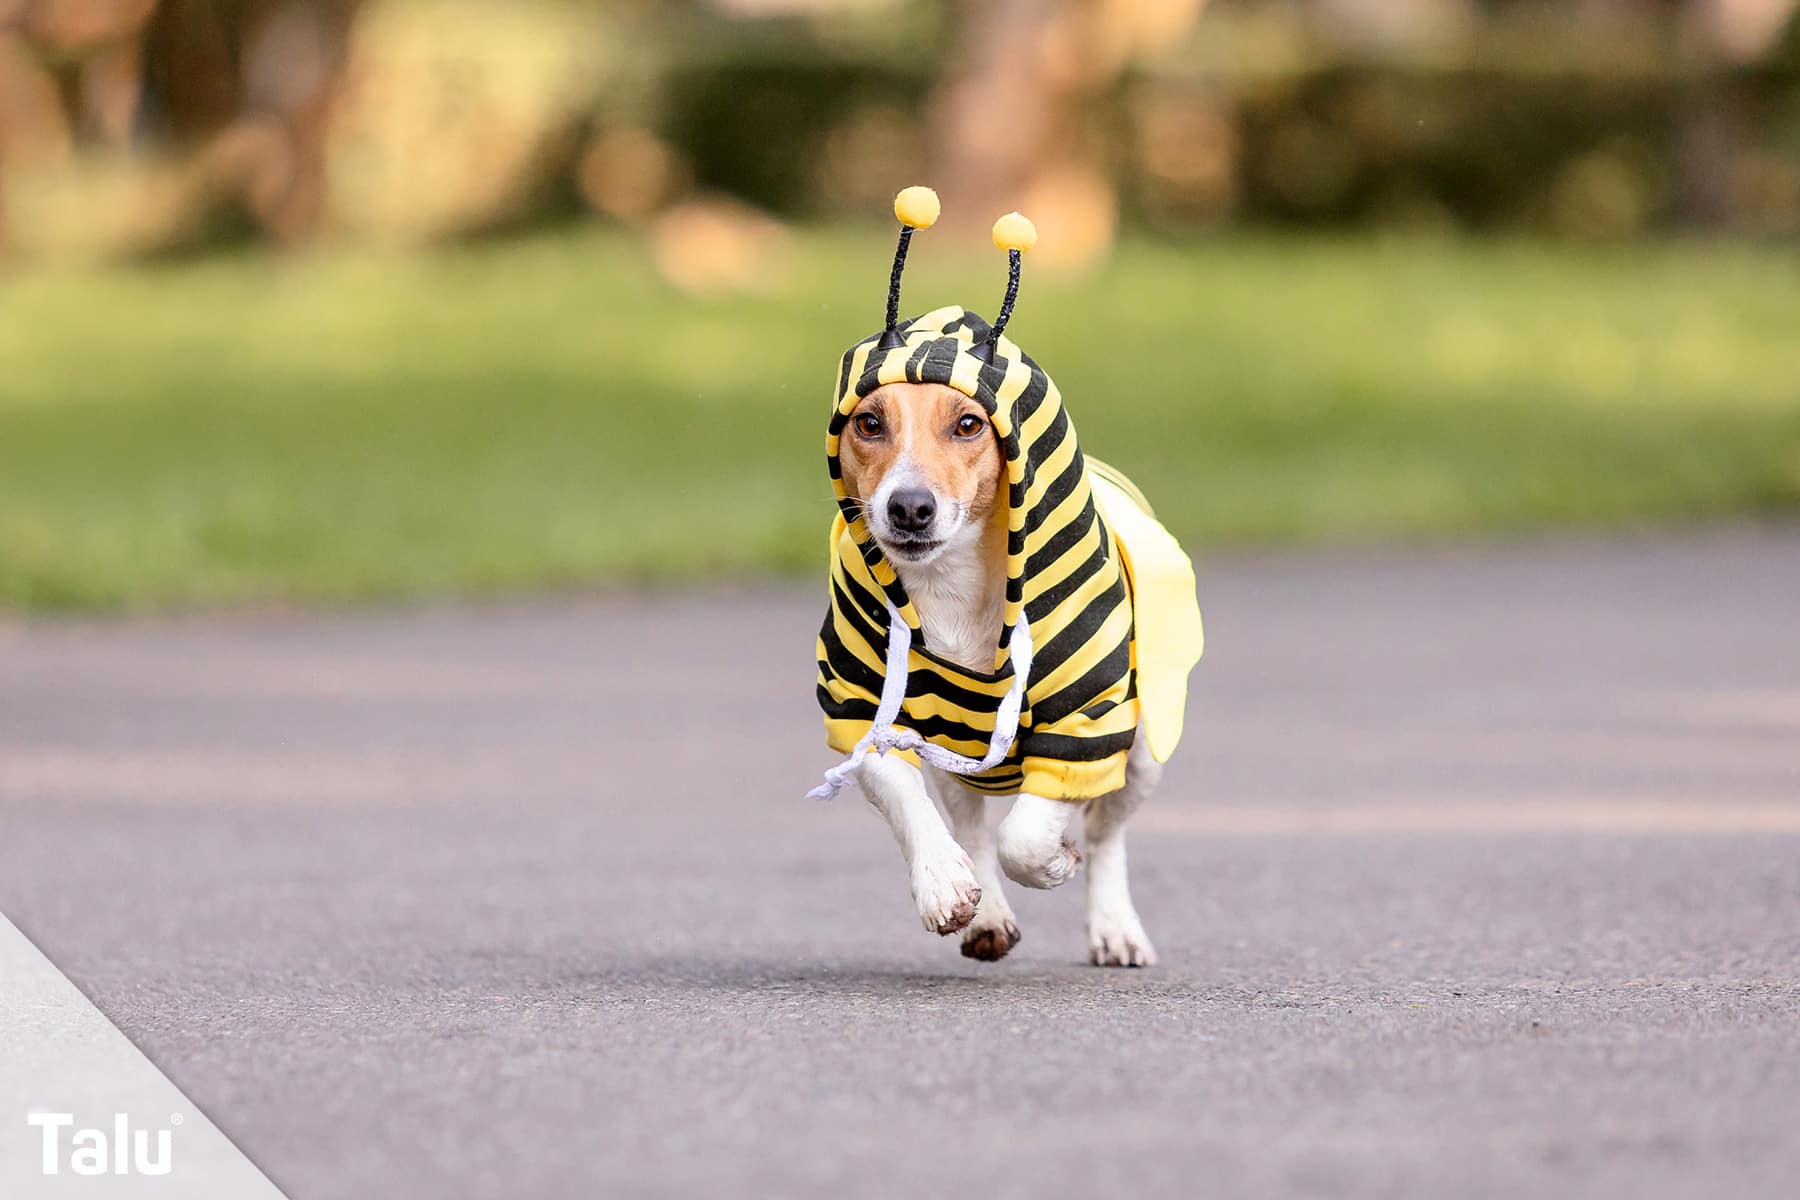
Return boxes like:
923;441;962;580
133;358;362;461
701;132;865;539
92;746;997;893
813;304;1201;803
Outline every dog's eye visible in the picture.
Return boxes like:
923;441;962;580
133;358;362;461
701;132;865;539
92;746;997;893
852;413;883;438
954;414;985;438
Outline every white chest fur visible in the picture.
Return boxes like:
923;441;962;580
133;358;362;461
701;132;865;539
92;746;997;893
891;529;1007;674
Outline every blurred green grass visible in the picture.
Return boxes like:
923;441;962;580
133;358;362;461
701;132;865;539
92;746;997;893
1;229;1797;610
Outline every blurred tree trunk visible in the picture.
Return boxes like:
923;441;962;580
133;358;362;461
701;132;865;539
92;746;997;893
140;0;361;242
927;0;1059;228
3;0;156;149
925;0;1205;267
1673;88;1742;226
1671;0;1799;226
0;0;361;249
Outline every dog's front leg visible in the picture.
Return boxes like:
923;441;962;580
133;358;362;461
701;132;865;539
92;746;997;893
855;752;982;935
928;772;1022;961
996;793;1083;889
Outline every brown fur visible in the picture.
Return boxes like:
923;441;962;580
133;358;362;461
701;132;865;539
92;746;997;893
839;382;1004;528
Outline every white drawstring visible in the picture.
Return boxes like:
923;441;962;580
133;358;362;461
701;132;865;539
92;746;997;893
807;600;1033;800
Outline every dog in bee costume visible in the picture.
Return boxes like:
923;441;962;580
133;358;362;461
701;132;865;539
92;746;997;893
810;186;1202;966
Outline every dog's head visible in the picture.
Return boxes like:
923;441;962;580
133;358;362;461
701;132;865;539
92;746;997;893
837;381;1004;567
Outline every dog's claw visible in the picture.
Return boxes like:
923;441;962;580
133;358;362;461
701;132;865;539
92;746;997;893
935;884;981;935
1087;910;1157;967
913;848;982;935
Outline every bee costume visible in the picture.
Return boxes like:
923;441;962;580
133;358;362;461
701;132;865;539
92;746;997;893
811;187;1203;803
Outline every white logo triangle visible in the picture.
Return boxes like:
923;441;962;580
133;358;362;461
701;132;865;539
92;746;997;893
1;912;290;1198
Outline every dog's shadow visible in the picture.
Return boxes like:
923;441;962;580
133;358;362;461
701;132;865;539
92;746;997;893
628;957;1177;1003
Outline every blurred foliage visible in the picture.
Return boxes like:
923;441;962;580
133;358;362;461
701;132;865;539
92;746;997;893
1;3;1795;612
325;2;609;241
2;0;1799;264
0;228;1795;610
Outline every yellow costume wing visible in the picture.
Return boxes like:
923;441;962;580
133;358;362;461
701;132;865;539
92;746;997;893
1087;460;1204;763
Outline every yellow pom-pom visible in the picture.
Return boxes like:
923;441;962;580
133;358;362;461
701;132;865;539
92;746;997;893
894;186;940;230
991;211;1037;253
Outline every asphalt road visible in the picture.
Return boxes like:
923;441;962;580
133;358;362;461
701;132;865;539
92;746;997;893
2;529;1797;1199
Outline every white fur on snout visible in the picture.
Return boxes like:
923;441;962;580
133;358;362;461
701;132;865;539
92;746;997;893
866;434;965;563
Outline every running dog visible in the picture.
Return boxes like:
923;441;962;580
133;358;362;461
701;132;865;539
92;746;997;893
810;189;1203;966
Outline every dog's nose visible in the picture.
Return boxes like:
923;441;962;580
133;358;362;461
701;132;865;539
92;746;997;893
887;488;937;533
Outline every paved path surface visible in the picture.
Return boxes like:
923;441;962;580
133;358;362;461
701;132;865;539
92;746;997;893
2;529;1797;1199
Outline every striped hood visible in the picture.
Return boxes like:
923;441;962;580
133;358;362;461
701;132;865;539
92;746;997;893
815;305;1140;802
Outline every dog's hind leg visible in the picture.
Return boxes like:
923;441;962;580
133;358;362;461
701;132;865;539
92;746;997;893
1084;734;1160;967
856;752;982;936
927;770;1021;962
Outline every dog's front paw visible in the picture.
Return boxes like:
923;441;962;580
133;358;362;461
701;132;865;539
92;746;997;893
911;847;982;935
1087;907;1157;967
996;798;1083;890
